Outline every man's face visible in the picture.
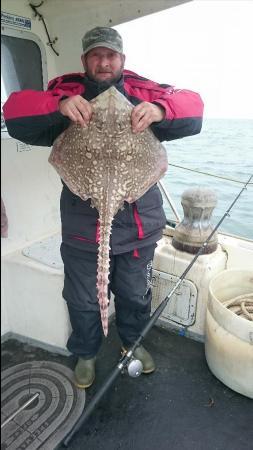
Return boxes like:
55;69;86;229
81;47;125;83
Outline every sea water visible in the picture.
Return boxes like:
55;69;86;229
162;118;253;240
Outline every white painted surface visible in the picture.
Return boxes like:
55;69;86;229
1;0;61;341
152;270;198;326
1;281;9;336
2;251;70;349
219;234;253;270
153;237;228;338
2;235;115;349
22;233;63;269
1;0;61;257
1;140;62;256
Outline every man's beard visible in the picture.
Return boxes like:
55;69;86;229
96;78;118;88
86;63;124;87
95;77;121;89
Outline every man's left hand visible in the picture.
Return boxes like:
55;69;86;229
131;102;165;133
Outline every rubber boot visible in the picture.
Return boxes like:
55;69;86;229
122;345;155;374
74;357;96;388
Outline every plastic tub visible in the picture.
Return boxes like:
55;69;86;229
205;269;253;398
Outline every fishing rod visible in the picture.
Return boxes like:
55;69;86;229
63;174;252;447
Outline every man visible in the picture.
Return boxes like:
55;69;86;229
3;27;204;388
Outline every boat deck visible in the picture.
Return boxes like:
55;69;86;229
1;321;252;450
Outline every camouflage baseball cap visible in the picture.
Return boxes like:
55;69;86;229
82;26;123;55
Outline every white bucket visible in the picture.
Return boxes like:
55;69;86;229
205;269;253;398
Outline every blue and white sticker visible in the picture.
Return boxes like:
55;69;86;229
1;11;31;30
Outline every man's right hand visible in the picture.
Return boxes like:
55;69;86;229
59;95;92;127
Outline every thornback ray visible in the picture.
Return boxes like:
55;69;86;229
49;86;168;336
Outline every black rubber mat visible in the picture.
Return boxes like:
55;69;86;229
1;361;85;449
2;321;252;450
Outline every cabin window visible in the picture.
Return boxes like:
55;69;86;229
1;26;47;138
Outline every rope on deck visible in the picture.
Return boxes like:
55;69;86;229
223;293;253;321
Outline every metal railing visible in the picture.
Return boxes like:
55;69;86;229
158;164;253;224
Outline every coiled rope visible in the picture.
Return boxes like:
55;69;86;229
223;293;253;321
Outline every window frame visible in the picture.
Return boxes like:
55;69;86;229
1;25;48;139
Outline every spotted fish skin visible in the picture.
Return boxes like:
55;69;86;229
49;86;168;336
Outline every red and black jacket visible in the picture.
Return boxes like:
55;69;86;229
3;70;204;254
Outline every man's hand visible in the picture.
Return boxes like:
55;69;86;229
59;95;92;127
131;102;165;133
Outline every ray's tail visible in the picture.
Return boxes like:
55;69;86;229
96;209;114;336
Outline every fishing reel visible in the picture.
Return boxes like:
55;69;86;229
121;349;143;378
127;358;143;378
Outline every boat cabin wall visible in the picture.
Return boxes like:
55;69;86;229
2;0;60;256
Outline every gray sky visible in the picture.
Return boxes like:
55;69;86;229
116;0;253;119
